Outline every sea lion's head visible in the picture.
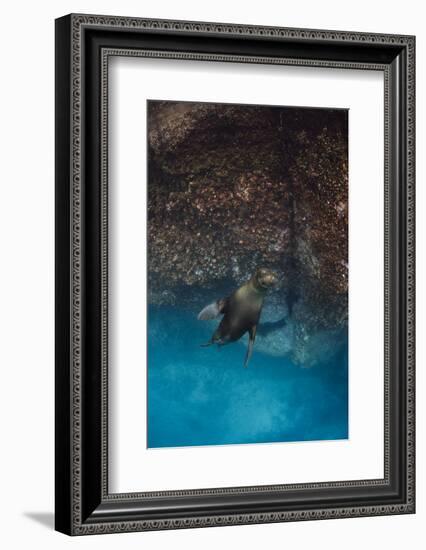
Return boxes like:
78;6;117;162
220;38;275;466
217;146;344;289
252;267;278;291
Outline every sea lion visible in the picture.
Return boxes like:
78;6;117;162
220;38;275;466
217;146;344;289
197;267;278;368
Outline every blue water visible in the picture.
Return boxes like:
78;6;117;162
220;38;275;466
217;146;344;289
147;306;348;448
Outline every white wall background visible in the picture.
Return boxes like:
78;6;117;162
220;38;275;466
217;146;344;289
0;0;423;548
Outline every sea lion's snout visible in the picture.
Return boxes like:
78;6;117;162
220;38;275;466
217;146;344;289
255;268;278;289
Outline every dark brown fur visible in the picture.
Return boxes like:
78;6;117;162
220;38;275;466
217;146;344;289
199;268;277;367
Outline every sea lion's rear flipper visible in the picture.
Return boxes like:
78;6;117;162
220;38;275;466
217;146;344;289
200;328;228;348
197;298;228;321
244;325;257;368
200;340;213;347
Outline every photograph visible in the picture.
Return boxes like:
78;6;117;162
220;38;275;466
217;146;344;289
51;9;415;537
147;100;349;448
0;0;420;545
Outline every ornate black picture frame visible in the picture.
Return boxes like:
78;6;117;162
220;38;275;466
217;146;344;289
55;14;415;535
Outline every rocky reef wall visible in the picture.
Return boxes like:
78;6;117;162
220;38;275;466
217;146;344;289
147;101;348;366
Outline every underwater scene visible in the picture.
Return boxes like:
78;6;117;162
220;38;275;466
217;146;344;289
147;100;348;448
147;307;348;447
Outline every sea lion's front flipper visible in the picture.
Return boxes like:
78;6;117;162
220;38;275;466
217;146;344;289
244;325;257;368
197;298;228;321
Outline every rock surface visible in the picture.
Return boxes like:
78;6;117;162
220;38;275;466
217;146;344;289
147;101;348;366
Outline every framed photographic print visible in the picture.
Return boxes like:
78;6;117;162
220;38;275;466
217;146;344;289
55;14;415;535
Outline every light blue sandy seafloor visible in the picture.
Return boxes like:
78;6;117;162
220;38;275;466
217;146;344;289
147;305;348;448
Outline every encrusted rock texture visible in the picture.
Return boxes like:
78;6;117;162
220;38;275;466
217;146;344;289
147;101;348;366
